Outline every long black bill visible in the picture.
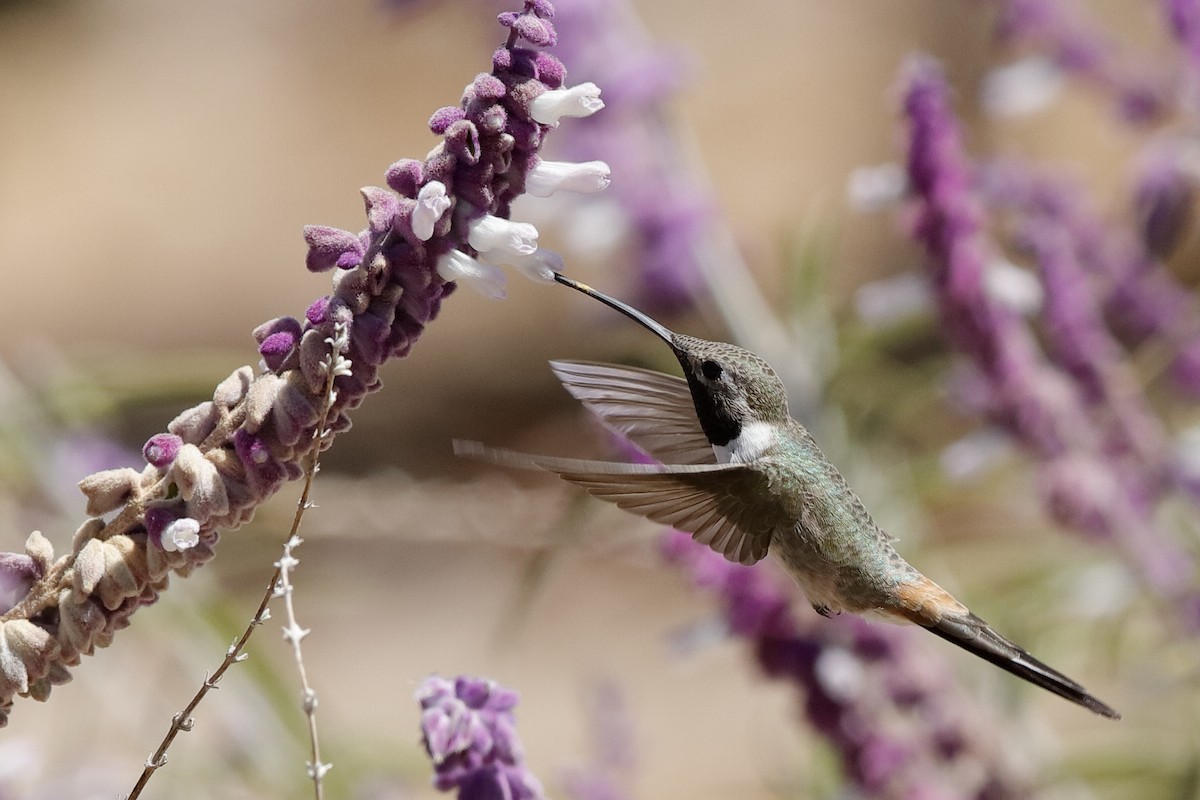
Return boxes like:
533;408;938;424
553;272;675;345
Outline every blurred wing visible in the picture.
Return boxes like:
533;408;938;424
549;360;714;465
453;439;777;565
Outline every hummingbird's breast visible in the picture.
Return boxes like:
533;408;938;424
764;424;916;613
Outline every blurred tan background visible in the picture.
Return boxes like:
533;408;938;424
0;1;1195;798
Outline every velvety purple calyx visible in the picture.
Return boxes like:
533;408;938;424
498;11;557;47
231;426;283;491
429;106;467;135
385;158;424;197
305;297;332;326
142;433;183;468
143;506;182;551
303;225;365;272
0;553;41;609
471;73;507;102
258;330;299;372
361;186;401;235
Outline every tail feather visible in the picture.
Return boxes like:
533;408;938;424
924;612;1120;719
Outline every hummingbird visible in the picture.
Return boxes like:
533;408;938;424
455;272;1120;719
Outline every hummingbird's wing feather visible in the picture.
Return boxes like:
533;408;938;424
549;360;715;465
891;577;1120;719
453;440;777;565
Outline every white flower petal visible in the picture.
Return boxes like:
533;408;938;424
501;249;564;284
467;214;539;257
529;82;604;124
526;160;611;196
437;250;507;299
162;517;201;552
413;181;451;242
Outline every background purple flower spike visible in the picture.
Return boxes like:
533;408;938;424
418;675;546;800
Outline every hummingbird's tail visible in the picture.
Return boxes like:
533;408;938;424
888;575;1119;718
920;608;1120;719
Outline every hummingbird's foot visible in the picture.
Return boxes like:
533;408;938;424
812;604;839;618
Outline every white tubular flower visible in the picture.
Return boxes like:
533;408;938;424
467;214;539;257
413;181;452;241
437;250;508;299
526;159;611;196
529;82;604;124
499;248;564;284
162;517;201;552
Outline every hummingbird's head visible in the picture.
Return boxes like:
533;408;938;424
551;272;790;448
669;333;790;447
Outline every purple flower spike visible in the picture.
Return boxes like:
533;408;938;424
0;0;607;725
901;55;1200;608
142;433;183;468
418;675;545;800
303;225;365;272
1166;0;1200;69
662;533;1026;798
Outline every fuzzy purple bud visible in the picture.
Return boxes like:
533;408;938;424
305;296;332;326
303;225;365;272
385;158;424;198
259;330;300;372
429;106;467;135
141;433;183;468
512;14;557;47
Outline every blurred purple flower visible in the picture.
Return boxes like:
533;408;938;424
900;54;1200;616
0;0;610;725
542;0;710;312
661;532;1028;799
418;675;545;800
1165;0;1200;71
560;680;635;800
988;0;1174;122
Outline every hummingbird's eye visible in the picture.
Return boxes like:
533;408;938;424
700;359;723;381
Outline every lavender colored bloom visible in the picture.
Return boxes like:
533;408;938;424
980;156;1200;403
900;55;1200;613
1133;144;1196;259
1166;0;1200;70
417;675;545;800
989;0;1174;123
660;532;1028;799
546;0;710;311
0;0;608;725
